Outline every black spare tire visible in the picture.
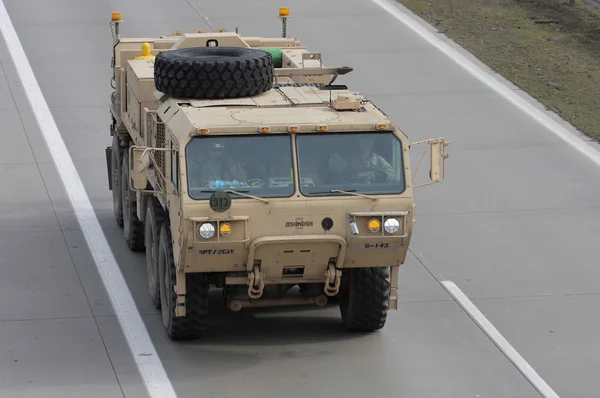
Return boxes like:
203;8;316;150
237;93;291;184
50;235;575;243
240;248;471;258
154;47;274;99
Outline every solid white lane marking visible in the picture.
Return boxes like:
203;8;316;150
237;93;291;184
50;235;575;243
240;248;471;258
441;281;560;398
370;0;600;168
0;2;177;397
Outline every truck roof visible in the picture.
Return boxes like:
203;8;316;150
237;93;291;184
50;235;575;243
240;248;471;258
119;31;395;143
156;83;393;140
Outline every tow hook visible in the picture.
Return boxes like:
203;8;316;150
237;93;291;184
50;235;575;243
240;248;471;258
324;263;341;296
247;265;265;299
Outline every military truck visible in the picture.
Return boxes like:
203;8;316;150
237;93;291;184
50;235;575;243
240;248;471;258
105;9;449;340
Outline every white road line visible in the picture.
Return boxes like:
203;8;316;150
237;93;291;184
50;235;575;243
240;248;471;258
441;281;560;398
370;0;600;168
0;2;177;398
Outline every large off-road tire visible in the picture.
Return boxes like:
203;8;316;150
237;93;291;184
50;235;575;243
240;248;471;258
121;148;145;251
339;267;390;332
111;134;124;227
154;47;274;99
144;196;167;309
158;223;209;340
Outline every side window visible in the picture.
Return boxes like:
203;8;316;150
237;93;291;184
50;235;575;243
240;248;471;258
170;141;179;192
391;138;403;179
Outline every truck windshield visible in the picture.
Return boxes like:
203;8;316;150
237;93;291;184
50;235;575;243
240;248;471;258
296;131;406;196
185;134;295;199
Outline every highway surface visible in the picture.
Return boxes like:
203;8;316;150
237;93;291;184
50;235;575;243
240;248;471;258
1;0;599;397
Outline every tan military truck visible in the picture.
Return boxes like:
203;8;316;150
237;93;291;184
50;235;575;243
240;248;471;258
105;9;449;340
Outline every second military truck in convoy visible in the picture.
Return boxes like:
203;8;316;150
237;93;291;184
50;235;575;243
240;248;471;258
105;9;449;340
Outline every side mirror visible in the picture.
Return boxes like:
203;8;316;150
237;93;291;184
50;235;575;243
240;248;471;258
409;137;449;188
129;146;151;190
429;138;449;183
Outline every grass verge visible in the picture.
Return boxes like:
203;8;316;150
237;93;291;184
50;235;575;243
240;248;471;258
398;0;600;142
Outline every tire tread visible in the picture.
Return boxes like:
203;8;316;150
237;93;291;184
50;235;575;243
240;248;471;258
154;47;274;99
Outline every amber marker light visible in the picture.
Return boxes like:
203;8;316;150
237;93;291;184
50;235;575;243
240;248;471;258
367;218;381;233
220;223;232;236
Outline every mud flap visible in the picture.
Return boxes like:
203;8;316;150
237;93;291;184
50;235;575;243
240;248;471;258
105;146;112;190
175;267;187;317
388;266;399;310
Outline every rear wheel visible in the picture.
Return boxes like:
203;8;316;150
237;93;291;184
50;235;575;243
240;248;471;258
121;148;144;251
145;196;166;309
158;223;209;340
339;267;390;332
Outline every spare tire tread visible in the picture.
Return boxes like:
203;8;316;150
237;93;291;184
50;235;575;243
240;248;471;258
154;47;274;99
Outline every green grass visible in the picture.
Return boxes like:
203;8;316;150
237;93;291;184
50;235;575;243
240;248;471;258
399;0;600;141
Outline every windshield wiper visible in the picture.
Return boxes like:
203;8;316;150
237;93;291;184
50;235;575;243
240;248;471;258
307;189;378;200
200;190;250;194
307;189;357;196
200;189;270;204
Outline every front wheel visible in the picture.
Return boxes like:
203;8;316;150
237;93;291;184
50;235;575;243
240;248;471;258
158;223;209;340
339;267;390;332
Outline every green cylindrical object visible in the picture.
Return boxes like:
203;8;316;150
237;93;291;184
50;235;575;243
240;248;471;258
260;48;282;68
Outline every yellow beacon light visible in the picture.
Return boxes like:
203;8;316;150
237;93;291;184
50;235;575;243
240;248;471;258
367;219;381;233
110;12;123;42
111;12;122;22
278;8;290;37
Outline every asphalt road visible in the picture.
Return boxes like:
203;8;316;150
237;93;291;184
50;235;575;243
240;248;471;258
1;0;599;397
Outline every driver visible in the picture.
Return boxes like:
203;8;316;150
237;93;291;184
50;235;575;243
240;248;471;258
327;135;396;182
189;140;247;186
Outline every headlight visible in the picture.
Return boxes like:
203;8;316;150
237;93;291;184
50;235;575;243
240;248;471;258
198;223;215;239
383;218;400;234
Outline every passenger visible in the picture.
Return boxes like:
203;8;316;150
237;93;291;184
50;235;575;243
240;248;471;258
327;135;396;183
189;140;247;186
